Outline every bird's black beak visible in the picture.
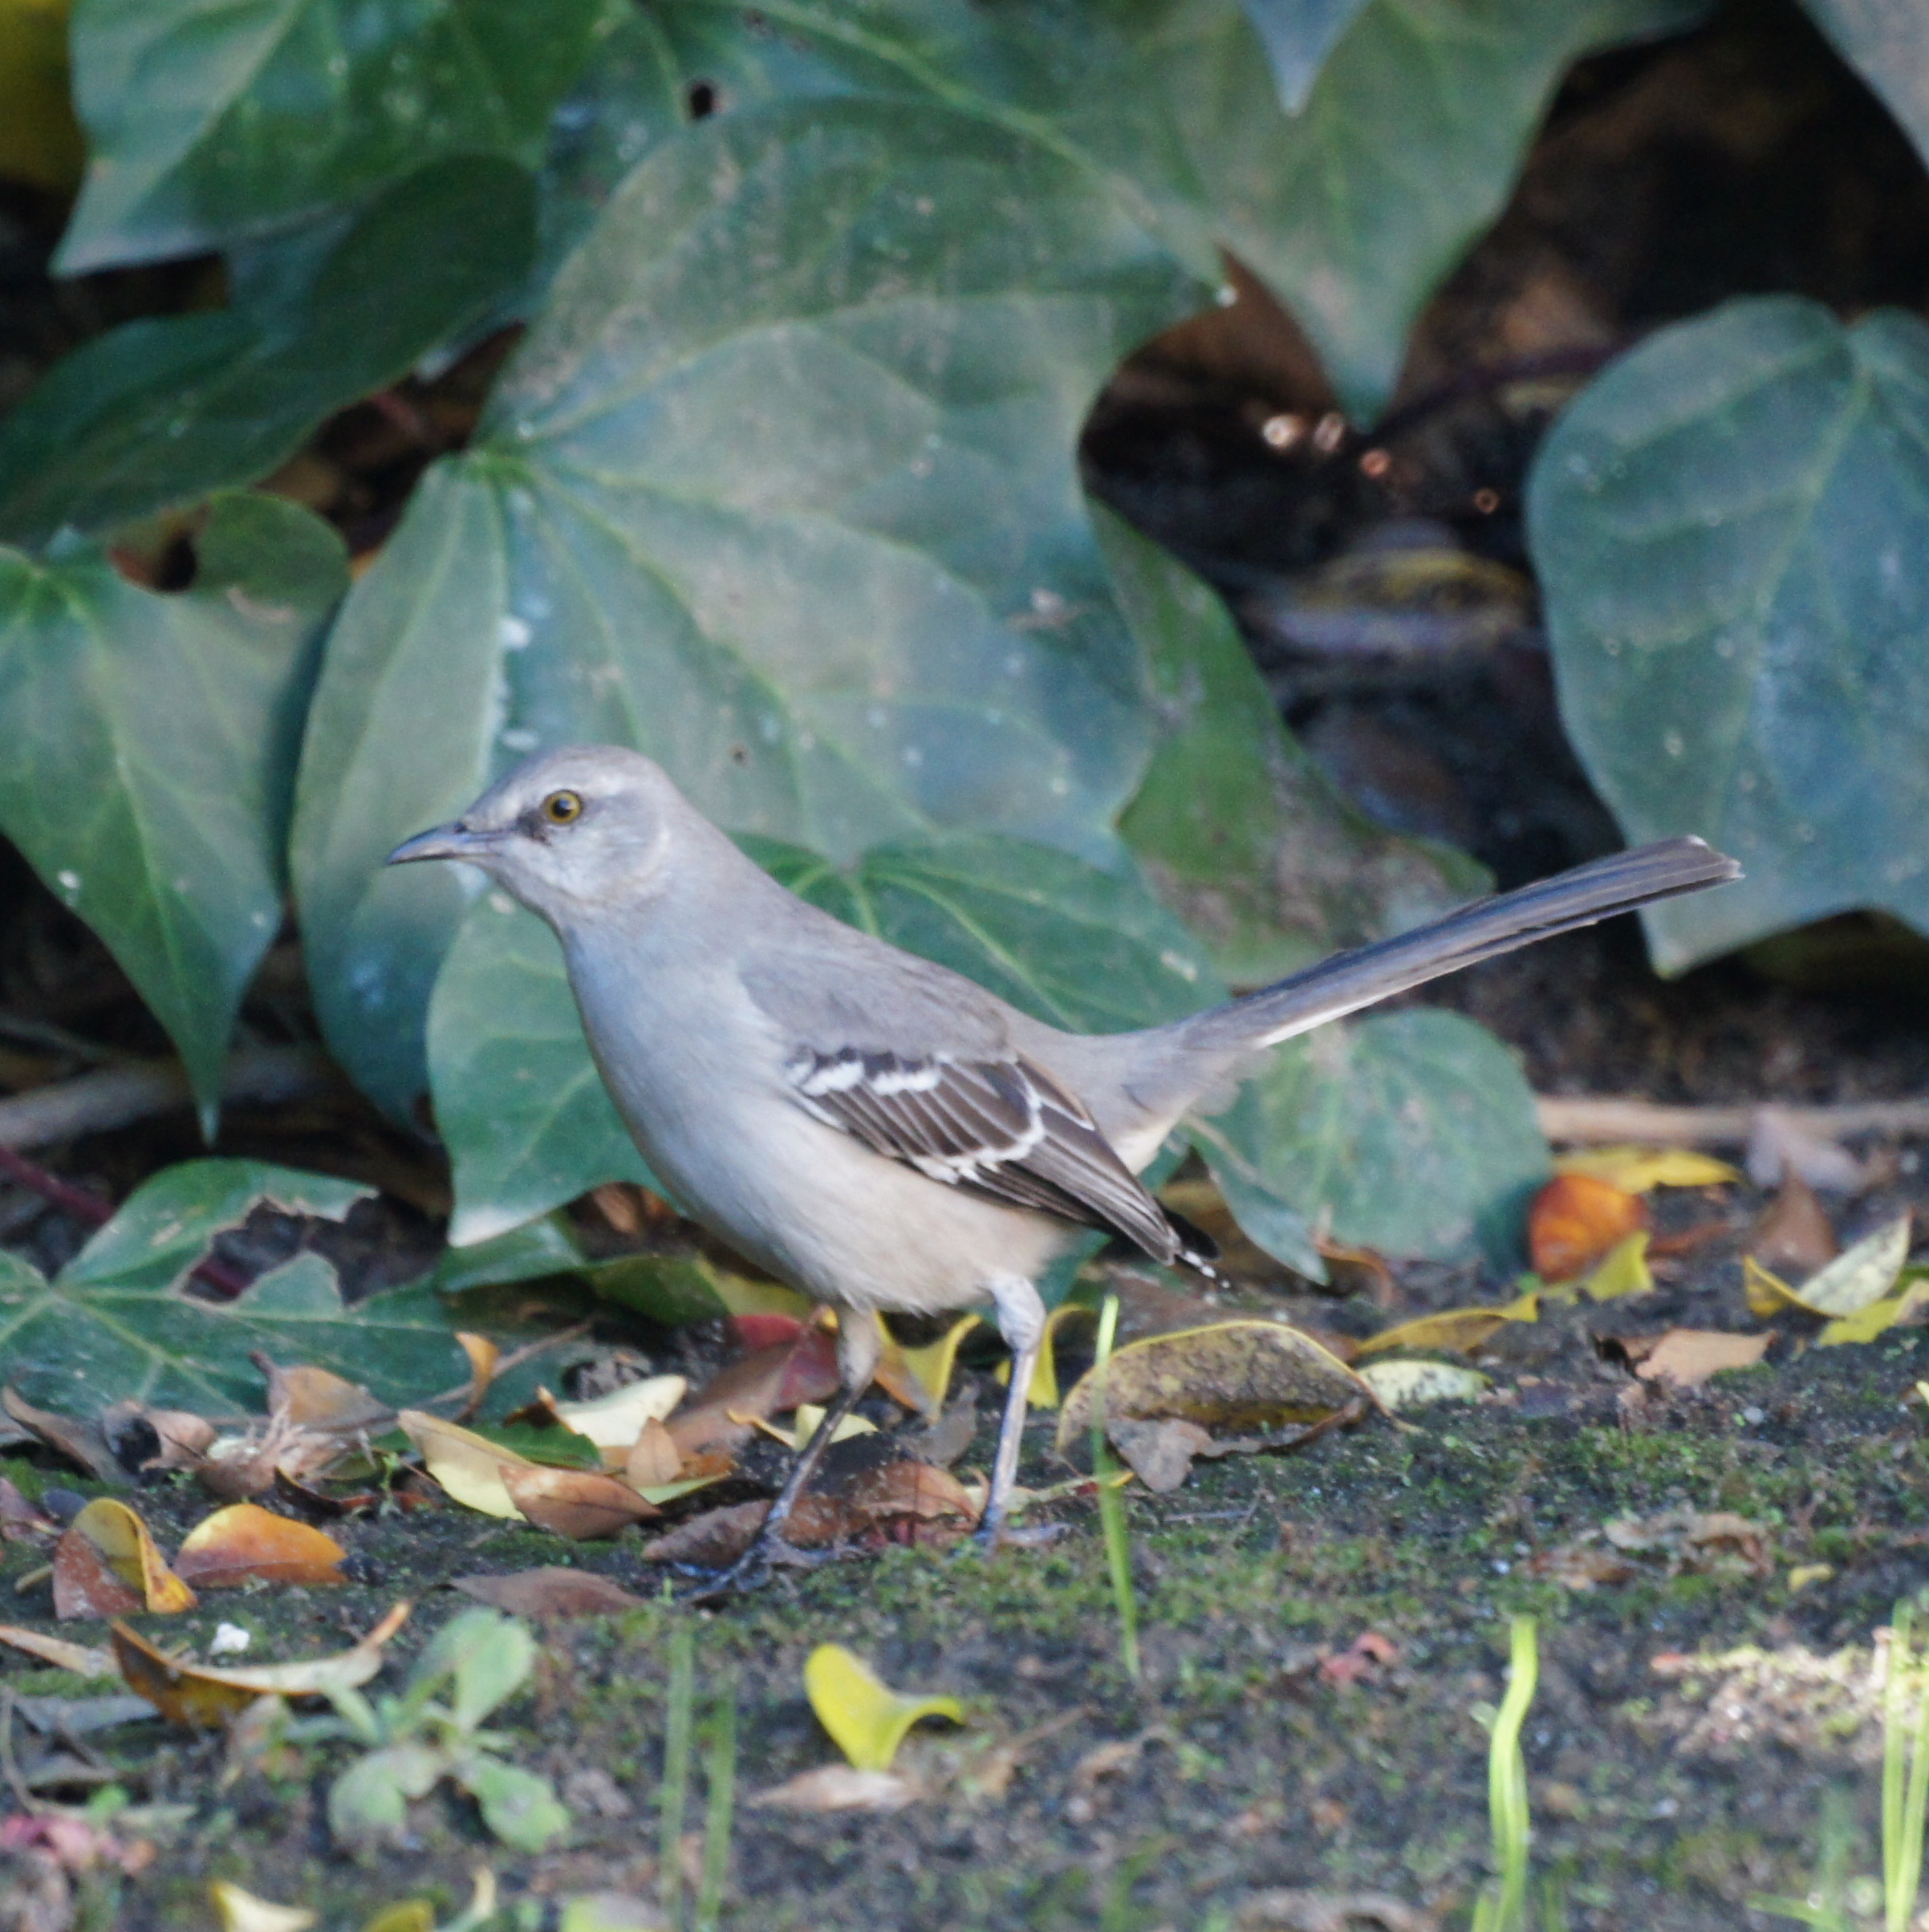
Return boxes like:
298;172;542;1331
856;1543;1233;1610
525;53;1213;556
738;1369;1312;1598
386;822;492;866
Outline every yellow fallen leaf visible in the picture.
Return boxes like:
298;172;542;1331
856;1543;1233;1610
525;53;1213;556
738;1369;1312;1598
552;1374;688;1449
1554;1146;1741;1191
1818;1276;1929;1347
358;1903;434;1932
880;1312;982;1416
114;1602;411;1727
398;1410;533;1518
1582;1232;1654;1301
1357;1360;1488;1410
209;1881;317;1932
453;1332;500;1418
1788;1564;1834;1593
1057;1318;1365;1449
1354;1292;1539;1359
55;1498;197;1617
996;1303;1097;1410
1746;1213;1912;1321
804;1643;963;1772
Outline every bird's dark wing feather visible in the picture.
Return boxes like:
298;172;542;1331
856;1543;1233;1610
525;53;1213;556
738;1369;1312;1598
785;1046;1212;1269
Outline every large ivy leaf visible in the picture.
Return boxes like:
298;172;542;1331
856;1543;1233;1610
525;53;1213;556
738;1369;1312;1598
0;495;345;1113
1235;0;1373;112
0;1160;468;1415
292;97;1204;1115
1196;1009;1549;1264
57;0;603;272
1801;0;1929;172
1528;298;1929;971
428;835;1219;1244
1101;505;1486;985
668;0;1698;421
1158;0;1704;420
0;159;535;550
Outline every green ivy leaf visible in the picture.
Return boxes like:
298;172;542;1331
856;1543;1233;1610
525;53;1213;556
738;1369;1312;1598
1196;1009;1549;1264
428;835;1218;1244
59;0;603;272
1529;298;1929;971
1801;0;1929;172
1102;505;1486;985
1235;0;1373;112
0;495;345;1110
0;1159;470;1415
293;97;1203;1114
0;159;537;548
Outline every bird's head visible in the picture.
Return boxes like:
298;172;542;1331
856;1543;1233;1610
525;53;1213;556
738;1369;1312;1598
387;745;694;922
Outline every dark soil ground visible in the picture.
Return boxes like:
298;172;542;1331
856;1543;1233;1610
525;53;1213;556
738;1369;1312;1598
7;2;1929;1929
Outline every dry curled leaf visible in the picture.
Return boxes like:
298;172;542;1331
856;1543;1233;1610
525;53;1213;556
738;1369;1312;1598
1529;1172;1648;1282
261;1360;392;1435
112;1602;410;1727
842;1457;982;1536
1750;1171;1838;1276
747;1765;923;1812
173;1504;347;1589
0;1475;55;1542
666;1330;841;1457
1107;1418;1212;1492
2;1386;124;1484
1056;1320;1363;1452
53;1499;196;1618
502;1465;661;1540
1744;1213;1912;1322
0;1625;116;1678
638;1495;855;1567
209;1881;318;1932
453;1569;652;1618
623;1418;683;1490
1635;1329;1771;1388
553;1374;688;1451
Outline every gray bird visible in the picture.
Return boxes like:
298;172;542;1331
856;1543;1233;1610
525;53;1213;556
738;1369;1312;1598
390;745;1739;1586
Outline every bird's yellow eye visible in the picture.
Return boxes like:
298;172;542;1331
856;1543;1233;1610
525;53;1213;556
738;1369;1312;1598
542;789;583;826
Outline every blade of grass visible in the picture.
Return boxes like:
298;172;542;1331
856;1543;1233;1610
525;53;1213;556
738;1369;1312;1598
1472;1614;1538;1932
1090;1292;1139;1686
660;1619;695;1927
696;1678;737;1932
1888;1602;1929;1932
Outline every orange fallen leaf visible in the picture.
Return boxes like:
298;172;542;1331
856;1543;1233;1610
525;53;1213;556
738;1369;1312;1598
1529;1173;1648;1282
53;1499;196;1618
502;1465;661;1540
1635;1329;1771;1388
112;1602;411;1727
173;1504;347;1589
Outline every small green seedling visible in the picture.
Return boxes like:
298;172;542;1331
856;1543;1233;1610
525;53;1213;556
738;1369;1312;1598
1090;1292;1141;1686
1472;1615;1543;1932
311;1606;570;1853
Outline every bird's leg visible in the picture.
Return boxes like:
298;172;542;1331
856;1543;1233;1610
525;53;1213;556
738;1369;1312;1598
687;1311;879;1600
977;1275;1046;1549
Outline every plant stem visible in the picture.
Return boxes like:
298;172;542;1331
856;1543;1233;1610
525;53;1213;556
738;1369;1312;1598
1090;1292;1139;1686
1478;1613;1538;1932
1887;1602;1929;1932
661;1620;695;1928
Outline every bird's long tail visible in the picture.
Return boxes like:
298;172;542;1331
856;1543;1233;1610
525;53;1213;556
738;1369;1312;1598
1179;837;1741;1057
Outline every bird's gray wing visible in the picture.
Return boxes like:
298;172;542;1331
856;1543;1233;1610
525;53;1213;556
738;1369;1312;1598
783;1044;1201;1267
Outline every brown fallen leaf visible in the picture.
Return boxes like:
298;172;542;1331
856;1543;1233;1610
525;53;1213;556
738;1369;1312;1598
624;1417;683;1490
2;1386;124;1484
173;1504;347;1589
1107;1418;1212;1492
112;1601;411;1727
100;1402;217;1472
260;1359;392;1435
1635;1329;1771;1388
1602;1507;1773;1577
1525;1542;1639;1591
0;1475;55;1542
0;1625;116;1678
53;1499;196;1618
1529;1172;1648;1282
1056;1319;1365;1451
639;1494;856;1567
841;1458;982;1539
745;1765;923;1812
665;1329;842;1457
453;1569;652;1617
502;1465;661;1540
1750;1171;1838;1276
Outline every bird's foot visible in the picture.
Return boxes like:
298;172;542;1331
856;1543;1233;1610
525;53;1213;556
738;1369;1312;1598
676;1528;845;1602
963;1514;1066;1556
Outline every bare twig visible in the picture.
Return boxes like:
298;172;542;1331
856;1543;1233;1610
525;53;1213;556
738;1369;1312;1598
0;1043;335;1150
0;1148;112;1226
1537;1094;1929;1146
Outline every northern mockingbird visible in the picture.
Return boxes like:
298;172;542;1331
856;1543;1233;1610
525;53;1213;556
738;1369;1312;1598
392;745;1739;1585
